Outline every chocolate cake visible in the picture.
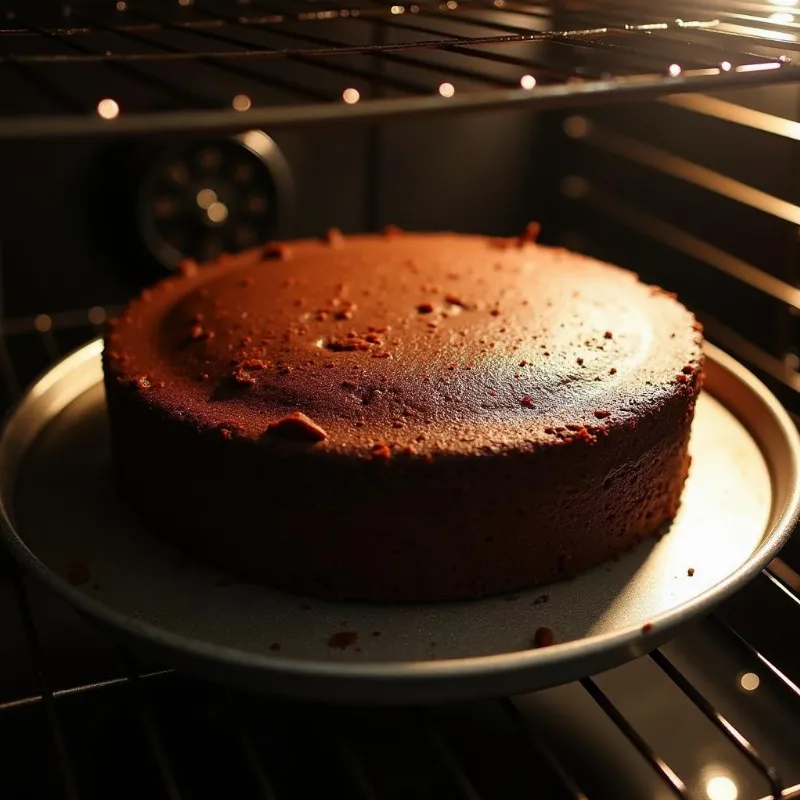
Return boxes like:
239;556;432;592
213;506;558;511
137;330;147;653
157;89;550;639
103;228;704;602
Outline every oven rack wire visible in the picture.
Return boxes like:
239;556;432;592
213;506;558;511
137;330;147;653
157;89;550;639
550;89;800;415
0;310;799;799
0;1;799;138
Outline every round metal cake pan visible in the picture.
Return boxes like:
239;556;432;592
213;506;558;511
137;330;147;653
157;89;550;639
1;340;798;705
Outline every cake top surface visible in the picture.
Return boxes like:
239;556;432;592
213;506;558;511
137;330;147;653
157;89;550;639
105;229;703;457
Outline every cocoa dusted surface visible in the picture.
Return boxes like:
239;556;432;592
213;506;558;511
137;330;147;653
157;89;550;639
103;229;704;602
105;230;702;456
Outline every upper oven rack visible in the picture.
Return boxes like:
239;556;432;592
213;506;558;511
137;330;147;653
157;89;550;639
0;1;799;139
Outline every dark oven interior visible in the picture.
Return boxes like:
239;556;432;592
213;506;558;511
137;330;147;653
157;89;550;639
1;2;800;799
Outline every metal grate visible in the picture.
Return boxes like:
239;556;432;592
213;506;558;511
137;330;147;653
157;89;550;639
1;312;800;799
550;89;800;416
0;1;799;138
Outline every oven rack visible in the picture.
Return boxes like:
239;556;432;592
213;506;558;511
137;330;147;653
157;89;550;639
0;1;799;139
1;309;800;799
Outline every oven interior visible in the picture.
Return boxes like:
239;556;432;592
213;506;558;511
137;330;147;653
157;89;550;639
1;2;800;799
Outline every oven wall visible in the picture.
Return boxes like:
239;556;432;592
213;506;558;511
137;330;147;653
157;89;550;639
552;84;800;416
0;107;544;318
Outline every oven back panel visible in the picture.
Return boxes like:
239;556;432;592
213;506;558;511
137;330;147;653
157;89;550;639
0;112;544;315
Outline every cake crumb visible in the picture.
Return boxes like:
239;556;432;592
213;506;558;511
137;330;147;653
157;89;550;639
520;395;535;408
604;331;613;339
190;325;213;341
329;631;358;650
178;260;198;278
324;227;344;247
518;221;541;245
533;627;555;648
232;368;256;386
533;593;550;606
609;368;617;375
371;442;392;460
66;561;91;586
131;375;152;391
445;294;466;307
417;302;435;314
641;623;653;633
266;412;328;443
264;243;291;259
687;567;695;577
594;410;611;419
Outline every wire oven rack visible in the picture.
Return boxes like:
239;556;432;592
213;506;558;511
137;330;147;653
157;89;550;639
0;313;800;800
1;3;800;798
1;0;800;139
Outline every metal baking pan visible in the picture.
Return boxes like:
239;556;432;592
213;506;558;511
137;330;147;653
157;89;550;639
1;340;798;705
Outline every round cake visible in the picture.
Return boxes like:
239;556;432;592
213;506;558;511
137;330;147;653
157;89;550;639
103;228;704;602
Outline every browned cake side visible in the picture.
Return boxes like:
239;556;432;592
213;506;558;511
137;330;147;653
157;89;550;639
103;230;704;602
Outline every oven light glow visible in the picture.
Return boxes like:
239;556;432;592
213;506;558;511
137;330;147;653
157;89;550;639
720;60;732;71
668;64;682;77
33;314;52;333
739;671;760;691
520;74;536;89
446;0;458;8
196;188;218;210
115;1;127;9
168;163;189;185
232;94;251;112
770;11;795;22
88;306;106;325
439;82;455;97
736;62;782;72
705;775;738;800
206;202;229;224
96;98;119;119
342;87;360;104
390;5;405;13
563;116;590;138
178;0;193;6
